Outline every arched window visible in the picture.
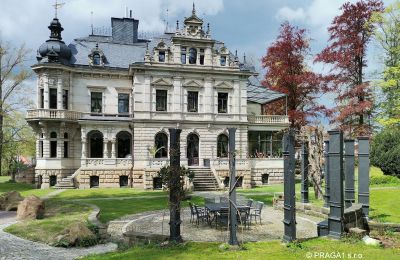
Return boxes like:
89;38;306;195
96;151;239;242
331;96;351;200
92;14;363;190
50;132;57;158
117;131;132;158
189;48;197;64
187;133;199;166
63;132;69;158
93;52;101;65
88;131;103;158
217;134;228;158
154;132;168;158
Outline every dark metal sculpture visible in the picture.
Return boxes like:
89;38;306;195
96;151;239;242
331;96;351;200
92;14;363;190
168;128;183;242
323;140;330;208
228;128;238;246
301;142;309;203
358;137;370;219
328;130;344;239
282;128;296;243
344;139;355;208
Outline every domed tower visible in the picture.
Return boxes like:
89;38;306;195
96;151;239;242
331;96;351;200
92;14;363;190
37;17;71;65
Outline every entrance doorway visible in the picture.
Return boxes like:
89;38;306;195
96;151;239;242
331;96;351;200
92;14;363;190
187;133;199;166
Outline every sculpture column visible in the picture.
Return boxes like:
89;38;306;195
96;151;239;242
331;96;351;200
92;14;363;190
301;142;309;203
344;139;355;208
283;128;296;243
323;140;330;208
81;140;87;158
103;140;108;158
168;128;182;243
328;130;344;239
358;137;370;219
228;128;238;246
111;140;116;158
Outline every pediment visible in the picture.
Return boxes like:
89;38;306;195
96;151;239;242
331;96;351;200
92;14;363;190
151;78;172;86
183;80;202;88
215;81;233;89
184;15;203;25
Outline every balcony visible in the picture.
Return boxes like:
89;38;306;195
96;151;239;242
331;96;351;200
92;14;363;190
247;115;289;125
26;109;133;121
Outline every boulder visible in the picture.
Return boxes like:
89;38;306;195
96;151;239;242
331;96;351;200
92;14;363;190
0;191;24;211
16;195;45;220
55;222;97;247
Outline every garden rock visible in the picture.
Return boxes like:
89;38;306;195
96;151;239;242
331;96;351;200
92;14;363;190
0;191;24;211
55;222;97;247
16;195;45;220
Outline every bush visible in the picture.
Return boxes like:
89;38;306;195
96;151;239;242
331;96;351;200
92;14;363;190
370;175;400;185
370;127;400;176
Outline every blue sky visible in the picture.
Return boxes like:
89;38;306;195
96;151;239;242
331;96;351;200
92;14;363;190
0;0;396;122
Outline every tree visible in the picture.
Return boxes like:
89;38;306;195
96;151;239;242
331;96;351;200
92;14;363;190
0;42;33;175
262;22;324;129
372;1;400;126
315;0;384;137
370;127;400;176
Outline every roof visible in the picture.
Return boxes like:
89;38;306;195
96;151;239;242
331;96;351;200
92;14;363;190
247;76;286;104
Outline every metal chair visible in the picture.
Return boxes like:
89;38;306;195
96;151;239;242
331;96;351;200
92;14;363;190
216;207;229;229
237;206;251;229
188;202;196;223
194;204;208;226
246;199;254;208
250;201;264;224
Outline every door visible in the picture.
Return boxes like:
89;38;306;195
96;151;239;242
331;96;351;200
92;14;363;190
187;133;199;166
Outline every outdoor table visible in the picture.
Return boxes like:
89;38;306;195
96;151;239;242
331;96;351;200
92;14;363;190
205;202;250;226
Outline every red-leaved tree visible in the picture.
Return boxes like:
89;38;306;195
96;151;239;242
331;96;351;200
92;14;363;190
315;0;384;137
262;22;324;129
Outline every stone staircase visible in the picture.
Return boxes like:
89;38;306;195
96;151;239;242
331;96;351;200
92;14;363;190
190;167;219;191
54;168;81;189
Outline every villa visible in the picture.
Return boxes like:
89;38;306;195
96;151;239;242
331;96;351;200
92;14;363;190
26;6;289;190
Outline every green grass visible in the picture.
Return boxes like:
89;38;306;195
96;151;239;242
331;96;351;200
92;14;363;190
53;188;166;200
83;237;400;260
4;200;91;244
0;176;10;183
370;189;400;223
0;181;54;198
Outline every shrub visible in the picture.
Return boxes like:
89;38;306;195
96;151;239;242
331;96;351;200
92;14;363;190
370;127;400;176
370;175;400;185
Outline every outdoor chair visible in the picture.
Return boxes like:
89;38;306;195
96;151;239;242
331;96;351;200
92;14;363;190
215;207;229;229
246;199;254;208
194;204;208;226
250;201;264;224
237;206;251;229
189;202;196;223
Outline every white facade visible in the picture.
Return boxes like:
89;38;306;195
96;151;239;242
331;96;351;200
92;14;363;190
27;9;289;189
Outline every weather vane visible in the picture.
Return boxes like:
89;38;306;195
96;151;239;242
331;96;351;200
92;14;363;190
53;0;65;18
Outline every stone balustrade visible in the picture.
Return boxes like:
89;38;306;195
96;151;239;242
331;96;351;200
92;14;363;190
247;115;289;125
26;109;83;120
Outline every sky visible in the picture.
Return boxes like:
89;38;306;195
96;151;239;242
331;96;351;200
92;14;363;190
0;0;397;120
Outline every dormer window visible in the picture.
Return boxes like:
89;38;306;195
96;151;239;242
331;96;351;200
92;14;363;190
220;56;227;66
200;49;204;65
189;48;197;64
181;47;187;64
159;51;165;62
93;52;101;65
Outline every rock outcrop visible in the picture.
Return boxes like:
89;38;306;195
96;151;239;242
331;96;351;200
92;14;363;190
0;191;24;211
16;195;45;220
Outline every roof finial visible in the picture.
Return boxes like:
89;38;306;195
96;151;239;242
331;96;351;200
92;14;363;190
192;2;196;15
207;23;210;34
176;20;179;30
53;0;65;18
243;53;246;63
90;11;94;35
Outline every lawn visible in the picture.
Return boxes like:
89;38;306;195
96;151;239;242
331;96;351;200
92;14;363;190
370;189;400;223
84;237;400;260
53;188;166;200
0;181;54;198
0;176;10;183
4;200;92;244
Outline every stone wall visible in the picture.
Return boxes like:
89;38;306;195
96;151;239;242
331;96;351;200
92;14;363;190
216;169;251;188
251;168;284;186
15;167;35;184
76;169;144;188
35;168;76;188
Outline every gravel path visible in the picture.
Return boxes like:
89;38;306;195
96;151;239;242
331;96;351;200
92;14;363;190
0;211;117;260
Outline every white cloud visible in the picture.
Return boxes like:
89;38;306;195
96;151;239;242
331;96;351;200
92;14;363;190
276;7;306;22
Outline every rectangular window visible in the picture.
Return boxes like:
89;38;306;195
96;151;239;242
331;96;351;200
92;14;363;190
220;56;227;66
159;51;165;62
91;92;102;113
181;47;186;64
218;93;228;113
156;90;167;111
49;88;57;109
118;93;129;114
39;141;43;157
200;49;204;65
187;91;198;112
62;89;68;109
50;141;57;158
64;141;68;158
40;89;44;108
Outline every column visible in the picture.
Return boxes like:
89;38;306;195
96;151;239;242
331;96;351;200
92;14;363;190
344;139;355;208
57;78;62;109
323;140;330;208
301;142;309;203
81;140;87;158
358;137;370;219
168;128;183;243
111;140;116;158
328;130;344;239
103;140;108;158
228;128;238;246
283;128;296;243
44;80;49;109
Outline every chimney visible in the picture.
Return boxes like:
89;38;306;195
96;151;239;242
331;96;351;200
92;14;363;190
130;10;132;18
111;17;139;44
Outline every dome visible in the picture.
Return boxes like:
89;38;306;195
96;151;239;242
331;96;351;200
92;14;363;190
36;18;71;64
